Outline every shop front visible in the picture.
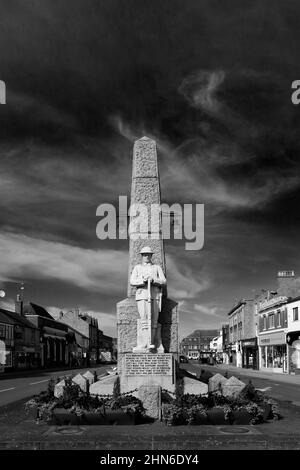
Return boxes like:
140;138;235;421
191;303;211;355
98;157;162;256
242;338;258;369
15;346;40;369
287;331;300;375
258;331;288;373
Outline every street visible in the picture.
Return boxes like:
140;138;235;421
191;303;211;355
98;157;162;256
1;362;300;409
0;365;110;407
181;363;300;406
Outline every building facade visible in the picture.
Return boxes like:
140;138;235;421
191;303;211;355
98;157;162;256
286;297;300;374
227;299;258;369
257;295;288;373
180;329;219;360
0;310;15;371
24;303;68;368
0;301;41;371
57;308;99;365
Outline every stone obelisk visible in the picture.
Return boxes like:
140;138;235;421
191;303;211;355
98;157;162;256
117;137;178;395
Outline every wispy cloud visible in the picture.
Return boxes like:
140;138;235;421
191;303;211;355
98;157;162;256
178;70;225;115
0;231;128;293
194;303;225;318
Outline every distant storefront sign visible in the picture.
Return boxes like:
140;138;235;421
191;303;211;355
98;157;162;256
242;339;257;347
258;331;286;346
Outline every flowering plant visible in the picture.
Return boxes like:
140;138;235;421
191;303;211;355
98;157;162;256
215;404;233;422
243;403;264;424
186;405;208;425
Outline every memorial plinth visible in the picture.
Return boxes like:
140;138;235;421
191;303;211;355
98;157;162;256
120;353;175;394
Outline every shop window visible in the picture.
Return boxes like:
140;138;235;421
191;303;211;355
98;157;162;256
5;350;13;367
267;346;273;367
261;347;266;367
293;307;299;321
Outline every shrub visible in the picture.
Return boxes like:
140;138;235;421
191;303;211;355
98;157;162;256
186;405;208;425
162;404;188;426
266;398;281;420
47;378;56;397
214;404;233;423
175;377;184;407
243;403;265;424
112;376;121;400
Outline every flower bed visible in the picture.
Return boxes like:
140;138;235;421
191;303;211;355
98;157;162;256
25;377;145;425
25;376;281;427
161;380;281;426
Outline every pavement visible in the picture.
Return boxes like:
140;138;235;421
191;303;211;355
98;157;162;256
183;362;300;408
0;396;300;450
209;363;300;385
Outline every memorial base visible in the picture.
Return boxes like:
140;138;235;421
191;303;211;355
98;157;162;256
120;352;175;394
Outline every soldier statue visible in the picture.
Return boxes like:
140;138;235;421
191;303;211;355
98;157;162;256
130;246;166;352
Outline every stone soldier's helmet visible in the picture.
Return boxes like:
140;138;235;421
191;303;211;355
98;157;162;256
140;246;153;254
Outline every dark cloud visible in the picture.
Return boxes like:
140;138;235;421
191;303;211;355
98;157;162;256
0;0;300;335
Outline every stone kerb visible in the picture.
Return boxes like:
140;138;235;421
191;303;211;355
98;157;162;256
89;375;117;397
208;373;228;394
83;371;95;385
183;377;208;395
72;373;88;393
221;376;246;398
54;379;66;398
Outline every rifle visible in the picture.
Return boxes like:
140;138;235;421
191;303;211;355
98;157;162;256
147;277;152;348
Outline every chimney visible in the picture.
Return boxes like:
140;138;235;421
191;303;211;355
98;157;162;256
277;270;297;297
15;294;23;316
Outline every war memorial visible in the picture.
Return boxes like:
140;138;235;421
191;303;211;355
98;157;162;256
47;137;274;422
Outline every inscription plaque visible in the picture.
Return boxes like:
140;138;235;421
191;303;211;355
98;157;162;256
125;353;173;376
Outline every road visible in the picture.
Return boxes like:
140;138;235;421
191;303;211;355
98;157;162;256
0;365;111;407
1;362;299;408
181;363;300;406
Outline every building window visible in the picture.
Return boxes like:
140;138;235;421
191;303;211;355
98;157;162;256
277;310;281;327
0;324;5;338
293;307;299;321
263;316;267;330
269;314;275;328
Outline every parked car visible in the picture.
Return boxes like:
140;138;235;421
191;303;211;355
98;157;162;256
179;355;189;363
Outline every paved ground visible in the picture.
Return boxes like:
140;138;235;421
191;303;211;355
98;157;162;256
183;362;300;406
0;363;299;450
0;397;300;450
0;365;110;407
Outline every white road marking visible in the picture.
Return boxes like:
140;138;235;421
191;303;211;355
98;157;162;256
0;387;15;393
255;387;272;392
29;379;49;385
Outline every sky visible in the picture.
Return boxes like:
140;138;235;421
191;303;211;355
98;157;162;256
1;0;300;340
